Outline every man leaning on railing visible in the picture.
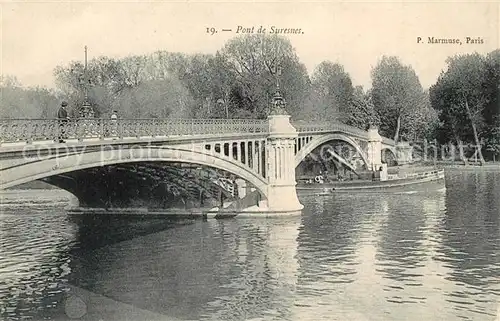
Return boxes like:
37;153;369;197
57;101;69;143
110;110;118;139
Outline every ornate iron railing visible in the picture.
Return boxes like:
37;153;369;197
381;137;396;146
0;118;269;144
292;121;396;146
0;118;396;147
292;121;370;139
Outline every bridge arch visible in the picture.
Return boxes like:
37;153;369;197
295;133;369;168
381;146;398;165
2;146;269;199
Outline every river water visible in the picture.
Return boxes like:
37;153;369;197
0;169;499;321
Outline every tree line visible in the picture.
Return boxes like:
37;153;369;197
1;34;498;160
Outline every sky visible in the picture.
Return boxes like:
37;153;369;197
1;1;498;90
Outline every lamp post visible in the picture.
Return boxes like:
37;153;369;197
80;45;94;118
269;64;288;116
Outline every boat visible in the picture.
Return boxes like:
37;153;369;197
296;169;445;193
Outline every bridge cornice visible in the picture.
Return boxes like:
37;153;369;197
0;132;269;155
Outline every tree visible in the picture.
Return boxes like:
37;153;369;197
483;50;500;145
53;54;196;118
206;52;237;118
344;86;379;130
157;52;234;118
311;61;354;120
53;57;128;117
220;34;311;119
430;53;493;164
0;76;59;119
371;56;429;143
51;35;313;120
0;75;22;88
111;77;194;118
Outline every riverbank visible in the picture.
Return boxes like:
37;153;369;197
443;163;500;169
443;165;500;172
418;160;500;169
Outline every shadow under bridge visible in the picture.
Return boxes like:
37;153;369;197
42;162;254;210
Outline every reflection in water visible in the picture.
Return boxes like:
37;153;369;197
292;194;388;321
0;171;499;321
0;190;76;320
81;218;301;321
376;194;428;282
436;171;500;319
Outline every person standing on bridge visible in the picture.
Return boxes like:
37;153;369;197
57;101;69;143
110;110;118;139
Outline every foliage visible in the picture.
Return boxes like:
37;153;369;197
52;53;195;118
111;78;194;118
219;34;311;119
0;76;60;119
430;50;499;160
344;86;379;130
371;56;431;143
430;54;486;141
310;61;354;120
48;35;313;120
4;35;497;164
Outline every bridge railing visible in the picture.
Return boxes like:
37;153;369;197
0;118;269;144
381;137;396;146
0;118;396;146
292;120;370;139
292;121;396;146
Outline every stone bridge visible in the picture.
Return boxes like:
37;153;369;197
0;108;411;214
